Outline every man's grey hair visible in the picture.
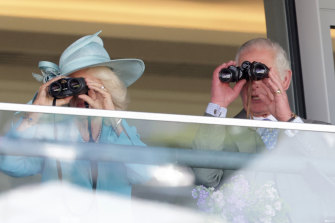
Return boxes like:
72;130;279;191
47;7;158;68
235;38;291;80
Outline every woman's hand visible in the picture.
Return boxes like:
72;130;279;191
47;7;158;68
18;76;73;130
78;79;116;110
33;75;73;106
77;78;123;134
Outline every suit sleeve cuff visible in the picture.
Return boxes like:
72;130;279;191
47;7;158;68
206;103;227;118
285;116;304;137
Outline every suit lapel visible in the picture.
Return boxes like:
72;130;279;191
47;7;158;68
234;109;248;119
232;109;266;153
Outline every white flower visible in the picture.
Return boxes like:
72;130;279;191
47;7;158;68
265;187;278;200
265;205;276;217
209;187;215;192
274;201;282;211
259;216;272;223
192;175;288;222
211;190;224;204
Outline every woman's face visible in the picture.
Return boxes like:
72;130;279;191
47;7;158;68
68;69;103;108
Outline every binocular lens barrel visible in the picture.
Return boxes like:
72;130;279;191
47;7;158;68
252;63;269;80
68;79;81;91
219;67;236;83
49;82;62;96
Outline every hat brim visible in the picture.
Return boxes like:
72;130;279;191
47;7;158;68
61;58;145;87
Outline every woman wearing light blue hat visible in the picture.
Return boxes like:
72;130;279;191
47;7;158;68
1;31;151;196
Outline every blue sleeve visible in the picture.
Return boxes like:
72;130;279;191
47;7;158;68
101;120;153;184
0;118;44;177
0;155;43;177
122;121;154;184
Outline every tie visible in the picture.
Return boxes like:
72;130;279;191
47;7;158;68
256;118;280;150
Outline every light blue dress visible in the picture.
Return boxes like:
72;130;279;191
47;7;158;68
0;117;151;196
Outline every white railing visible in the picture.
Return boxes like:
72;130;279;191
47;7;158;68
0;102;334;132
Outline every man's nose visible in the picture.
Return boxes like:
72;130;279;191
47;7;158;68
251;80;262;87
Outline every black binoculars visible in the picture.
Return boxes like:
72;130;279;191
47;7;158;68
48;77;88;99
218;61;269;83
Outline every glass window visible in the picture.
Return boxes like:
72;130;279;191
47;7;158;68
331;27;335;72
0;104;335;222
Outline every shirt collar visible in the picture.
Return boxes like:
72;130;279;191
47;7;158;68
253;114;277;122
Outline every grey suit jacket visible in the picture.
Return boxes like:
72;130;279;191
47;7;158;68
233;109;328;124
193;109;335;222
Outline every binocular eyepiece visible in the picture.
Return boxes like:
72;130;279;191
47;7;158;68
48;77;88;99
218;61;269;83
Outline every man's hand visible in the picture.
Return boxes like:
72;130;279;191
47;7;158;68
211;61;246;108
256;69;292;121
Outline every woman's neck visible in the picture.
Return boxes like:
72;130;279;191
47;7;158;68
77;117;102;142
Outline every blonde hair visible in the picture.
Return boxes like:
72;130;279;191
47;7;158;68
85;66;129;110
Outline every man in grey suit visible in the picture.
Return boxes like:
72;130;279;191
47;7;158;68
192;38;335;222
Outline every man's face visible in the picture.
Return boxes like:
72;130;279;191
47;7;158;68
238;47;281;117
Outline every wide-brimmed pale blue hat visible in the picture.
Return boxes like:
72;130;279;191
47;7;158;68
32;31;145;87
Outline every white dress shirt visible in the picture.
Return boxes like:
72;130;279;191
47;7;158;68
206;102;303;137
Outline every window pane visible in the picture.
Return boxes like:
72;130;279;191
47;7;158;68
0;105;335;222
331;27;335;71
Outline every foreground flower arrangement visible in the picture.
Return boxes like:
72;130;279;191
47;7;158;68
192;175;289;223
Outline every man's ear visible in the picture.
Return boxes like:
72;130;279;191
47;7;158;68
282;70;292;90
